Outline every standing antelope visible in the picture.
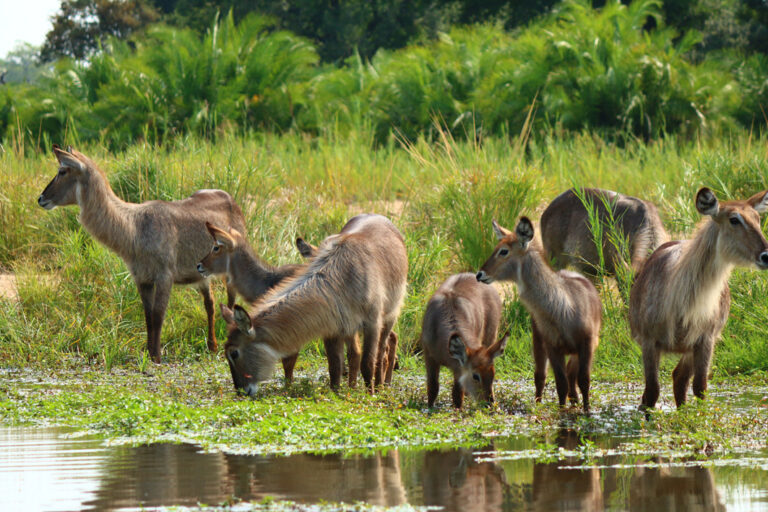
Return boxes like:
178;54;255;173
37;146;245;362
477;218;602;412
420;273;507;408
220;214;407;394
541;188;668;279
630;187;768;410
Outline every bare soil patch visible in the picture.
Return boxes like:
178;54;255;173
0;273;18;302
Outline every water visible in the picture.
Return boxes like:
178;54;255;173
1;427;767;511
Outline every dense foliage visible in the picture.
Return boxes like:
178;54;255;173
3;0;766;149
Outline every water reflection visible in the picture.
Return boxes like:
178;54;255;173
629;465;725;512
531;429;604;511
0;427;765;511
421;446;510;511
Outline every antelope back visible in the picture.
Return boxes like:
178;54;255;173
540;188;668;274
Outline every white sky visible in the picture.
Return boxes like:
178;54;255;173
0;0;61;58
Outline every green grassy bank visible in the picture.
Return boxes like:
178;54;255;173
2;129;768;378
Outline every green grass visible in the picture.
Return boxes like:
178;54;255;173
3;128;768;377
1;127;768;458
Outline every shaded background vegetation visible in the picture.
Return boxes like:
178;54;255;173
1;0;767;148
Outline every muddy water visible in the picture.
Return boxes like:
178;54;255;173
1;427;767;511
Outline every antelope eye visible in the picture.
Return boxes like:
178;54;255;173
499;248;509;256
213;245;220;252
229;349;239;361
729;217;741;226
472;373;481;382
58;169;67;176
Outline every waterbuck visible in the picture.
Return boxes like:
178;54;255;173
37;146;245;362
477;218;602;412
630;187;768;410
294;233;399;384
220;214;407;394
420;273;507;408
541;188;668;279
197;222;309;382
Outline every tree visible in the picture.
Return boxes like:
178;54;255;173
0;43;48;84
40;0;158;62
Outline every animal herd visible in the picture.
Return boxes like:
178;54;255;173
37;146;768;412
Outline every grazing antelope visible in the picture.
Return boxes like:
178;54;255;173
198;223;369;386
477;218;602;412
630;187;768;410
541;188;668;279
37;146;245;362
420;273;507;408
221;214;407;394
197;222;309;382
294;234;399;383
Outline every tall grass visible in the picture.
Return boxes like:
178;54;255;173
2;127;768;380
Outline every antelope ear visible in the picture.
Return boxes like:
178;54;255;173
206;222;235;249
695;187;719;217
747;190;768;214
448;335;468;366
53;145;86;172
491;220;512;240
220;304;236;327
515;217;534;249
489;331;509;360
295;237;317;258
233;305;255;336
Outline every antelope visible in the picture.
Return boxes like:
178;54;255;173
294;233;399;384
541;188;668;279
220;214;407;394
197;222;310;383
197;223;370;386
420;273;507;408
630;187;768;410
477;218;602;412
37;146;245;362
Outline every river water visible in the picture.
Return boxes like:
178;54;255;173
1;426;766;511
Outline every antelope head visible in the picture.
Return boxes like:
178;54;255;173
38;145;89;210
696;187;768;269
476;217;535;284
197;222;239;278
220;304;280;396
449;331;509;403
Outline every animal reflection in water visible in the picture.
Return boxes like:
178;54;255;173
629;464;725;512
421;445;511;512
84;443;407;509
82;435;725;511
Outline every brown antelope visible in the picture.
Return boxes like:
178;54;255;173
37;145;245;362
221;214;407;394
420;273;507;408
630;187;768;410
197;222;309;383
477;218;602;412
294;233;399;384
197;223;370;386
541;188;668;279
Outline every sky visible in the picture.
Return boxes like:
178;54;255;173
0;0;61;58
